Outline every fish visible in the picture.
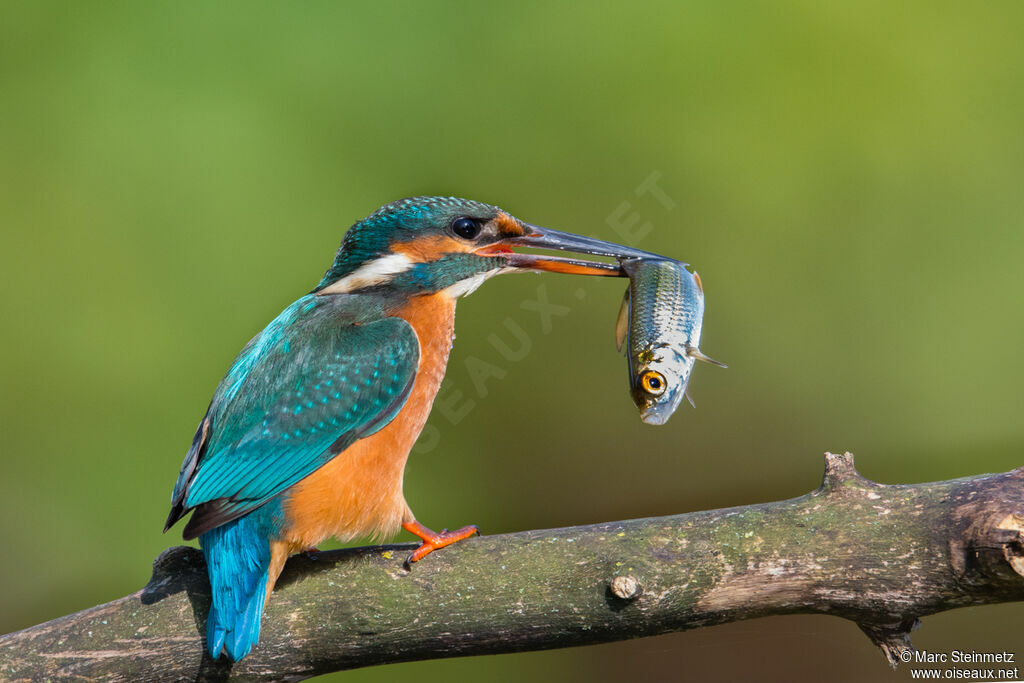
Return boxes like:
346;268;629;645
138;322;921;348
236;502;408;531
615;257;726;425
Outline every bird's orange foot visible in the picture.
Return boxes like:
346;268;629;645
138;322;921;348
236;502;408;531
304;546;322;560
402;520;479;568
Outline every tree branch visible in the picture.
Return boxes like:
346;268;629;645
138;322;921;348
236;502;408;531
3;452;1023;681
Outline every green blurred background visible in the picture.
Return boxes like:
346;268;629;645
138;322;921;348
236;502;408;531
2;2;1022;681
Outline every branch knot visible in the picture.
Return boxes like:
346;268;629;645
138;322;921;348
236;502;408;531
819;451;870;494
609;575;642;600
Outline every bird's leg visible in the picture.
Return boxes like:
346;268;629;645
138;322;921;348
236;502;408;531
402;520;479;567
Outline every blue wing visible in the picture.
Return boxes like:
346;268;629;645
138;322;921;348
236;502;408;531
165;294;419;539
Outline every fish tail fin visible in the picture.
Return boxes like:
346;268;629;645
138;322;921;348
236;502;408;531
687;347;728;368
200;515;274;661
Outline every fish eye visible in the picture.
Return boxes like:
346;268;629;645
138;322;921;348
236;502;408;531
450;217;482;240
640;370;667;396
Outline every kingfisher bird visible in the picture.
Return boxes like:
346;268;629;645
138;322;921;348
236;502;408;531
164;196;658;661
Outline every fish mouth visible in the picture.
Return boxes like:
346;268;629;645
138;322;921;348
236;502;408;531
637;391;685;425
497;224;665;277
639;409;671;426
631;387;671;426
633;377;685;426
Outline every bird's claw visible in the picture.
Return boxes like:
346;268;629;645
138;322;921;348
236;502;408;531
401;522;479;569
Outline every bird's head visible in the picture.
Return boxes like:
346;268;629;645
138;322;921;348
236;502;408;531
315;196;657;298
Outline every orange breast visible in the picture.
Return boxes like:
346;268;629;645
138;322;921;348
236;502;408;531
279;293;456;552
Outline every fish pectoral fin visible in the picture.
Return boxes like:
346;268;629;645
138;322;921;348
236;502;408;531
615;288;630;352
685;387;696;409
687;347;728;368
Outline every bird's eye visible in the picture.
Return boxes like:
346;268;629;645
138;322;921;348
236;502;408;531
640;370;667;396
451;217;482;240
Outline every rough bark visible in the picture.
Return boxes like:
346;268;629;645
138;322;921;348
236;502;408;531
2;452;1023;682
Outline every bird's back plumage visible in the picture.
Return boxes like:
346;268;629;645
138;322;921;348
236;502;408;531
167;293;418;538
279;292;457;549
168;291;424;659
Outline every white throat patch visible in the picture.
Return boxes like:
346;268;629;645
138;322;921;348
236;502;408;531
441;266;513;299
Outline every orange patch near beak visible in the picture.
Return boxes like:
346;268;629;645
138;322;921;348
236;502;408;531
392;235;475;262
494;211;529;238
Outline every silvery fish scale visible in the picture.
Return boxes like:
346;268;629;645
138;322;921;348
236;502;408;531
616;257;706;425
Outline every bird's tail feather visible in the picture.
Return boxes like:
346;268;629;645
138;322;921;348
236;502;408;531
200;514;273;661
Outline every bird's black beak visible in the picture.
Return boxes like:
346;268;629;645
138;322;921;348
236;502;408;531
503;224;665;277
